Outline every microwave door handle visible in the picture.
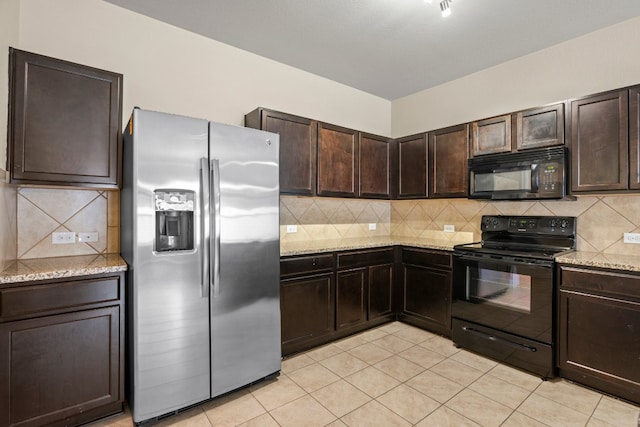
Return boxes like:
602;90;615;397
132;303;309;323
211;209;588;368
531;165;539;192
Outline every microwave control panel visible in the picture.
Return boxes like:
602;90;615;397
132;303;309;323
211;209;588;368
538;161;561;193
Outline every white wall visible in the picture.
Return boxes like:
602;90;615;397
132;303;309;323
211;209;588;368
0;0;20;171
391;16;640;137
14;0;391;138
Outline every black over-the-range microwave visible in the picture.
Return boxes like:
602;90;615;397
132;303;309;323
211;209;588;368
468;146;567;200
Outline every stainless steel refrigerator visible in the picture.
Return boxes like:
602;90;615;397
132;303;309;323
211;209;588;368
120;108;281;423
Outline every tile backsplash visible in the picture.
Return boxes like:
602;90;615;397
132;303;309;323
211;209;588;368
16;187;119;259
9;190;640;260
282;195;640;256
0;171;17;268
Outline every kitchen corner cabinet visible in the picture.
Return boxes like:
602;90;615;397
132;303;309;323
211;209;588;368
245;108;317;196
558;265;640;405
359;133;393;199
568;88;630;192
7;48;122;188
317;123;359;197
0;272;125;427
396;133;428;199
399;248;452;337
335;248;394;333
429;124;469;198
280;255;335;355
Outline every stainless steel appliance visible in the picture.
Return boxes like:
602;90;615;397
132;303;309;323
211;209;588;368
121;108;281;423
452;215;576;378
468;146;567;200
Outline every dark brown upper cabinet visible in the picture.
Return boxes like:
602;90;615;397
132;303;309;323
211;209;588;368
317;122;358;197
396;133;428;199
245;108;317;196
569;88;629;193
516;103;565;150
471;114;512;157
429;124;469;198
630;86;640;190
7;48;122;188
359;133;393;199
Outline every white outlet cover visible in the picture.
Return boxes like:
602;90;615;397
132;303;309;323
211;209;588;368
623;233;640;244
286;225;298;233
444;224;455;232
52;231;76;244
78;232;99;242
369;223;376;230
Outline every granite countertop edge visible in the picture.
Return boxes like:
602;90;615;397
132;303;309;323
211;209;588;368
0;254;128;285
280;237;460;257
555;251;640;273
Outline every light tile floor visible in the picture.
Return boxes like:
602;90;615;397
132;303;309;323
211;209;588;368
93;322;640;427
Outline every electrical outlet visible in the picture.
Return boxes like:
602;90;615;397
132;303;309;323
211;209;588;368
623;233;640;244
286;225;298;233
444;224;455;233
368;223;377;231
78;232;99;243
52;231;76;244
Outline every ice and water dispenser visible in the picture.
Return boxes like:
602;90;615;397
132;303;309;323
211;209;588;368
154;190;194;252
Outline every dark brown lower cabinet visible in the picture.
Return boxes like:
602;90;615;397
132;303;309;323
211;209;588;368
558;265;640;405
280;254;335;355
280;248;395;356
0;272;124;427
336;248;394;335
399;248;452;337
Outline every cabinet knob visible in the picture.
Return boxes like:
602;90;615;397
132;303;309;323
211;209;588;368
312;258;317;266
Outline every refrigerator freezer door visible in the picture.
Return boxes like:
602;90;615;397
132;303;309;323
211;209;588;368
208;122;281;397
126;110;210;422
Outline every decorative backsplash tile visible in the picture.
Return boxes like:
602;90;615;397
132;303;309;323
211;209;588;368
281;195;640;256
16;187;119;259
9;190;640;260
0;172;17;269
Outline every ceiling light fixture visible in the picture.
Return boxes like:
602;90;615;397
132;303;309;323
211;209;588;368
440;0;452;17
424;0;433;4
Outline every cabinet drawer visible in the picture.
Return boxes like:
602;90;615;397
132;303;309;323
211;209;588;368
560;266;640;301
337;248;394;269
402;249;451;269
280;254;334;277
0;276;121;321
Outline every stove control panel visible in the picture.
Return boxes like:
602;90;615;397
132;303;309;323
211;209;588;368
481;215;576;235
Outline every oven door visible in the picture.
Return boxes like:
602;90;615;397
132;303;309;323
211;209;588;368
452;252;554;344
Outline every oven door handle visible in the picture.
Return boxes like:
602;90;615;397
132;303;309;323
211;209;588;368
454;252;553;268
461;326;537;352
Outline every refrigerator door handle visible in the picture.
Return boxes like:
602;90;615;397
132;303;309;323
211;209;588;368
211;158;221;298
200;158;210;298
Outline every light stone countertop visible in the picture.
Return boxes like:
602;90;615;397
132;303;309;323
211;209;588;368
555;251;640;273
0;254;127;285
280;236;463;257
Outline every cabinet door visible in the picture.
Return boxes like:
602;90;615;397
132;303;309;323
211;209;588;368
8;49;122;188
368;264;394;320
569;89;629;192
471;114;512;157
559;289;640;405
402;264;451;336
336;268;367;330
396;133;427;199
359;133;392;199
0;306;121;427
280;273;333;355
630;86;640;190
317;123;358;197
429;124;469;198
247;109;317;196
516;103;564;151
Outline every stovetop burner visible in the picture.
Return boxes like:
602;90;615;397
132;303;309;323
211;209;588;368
454;215;576;260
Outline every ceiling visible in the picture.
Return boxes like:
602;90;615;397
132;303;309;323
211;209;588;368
103;0;640;100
